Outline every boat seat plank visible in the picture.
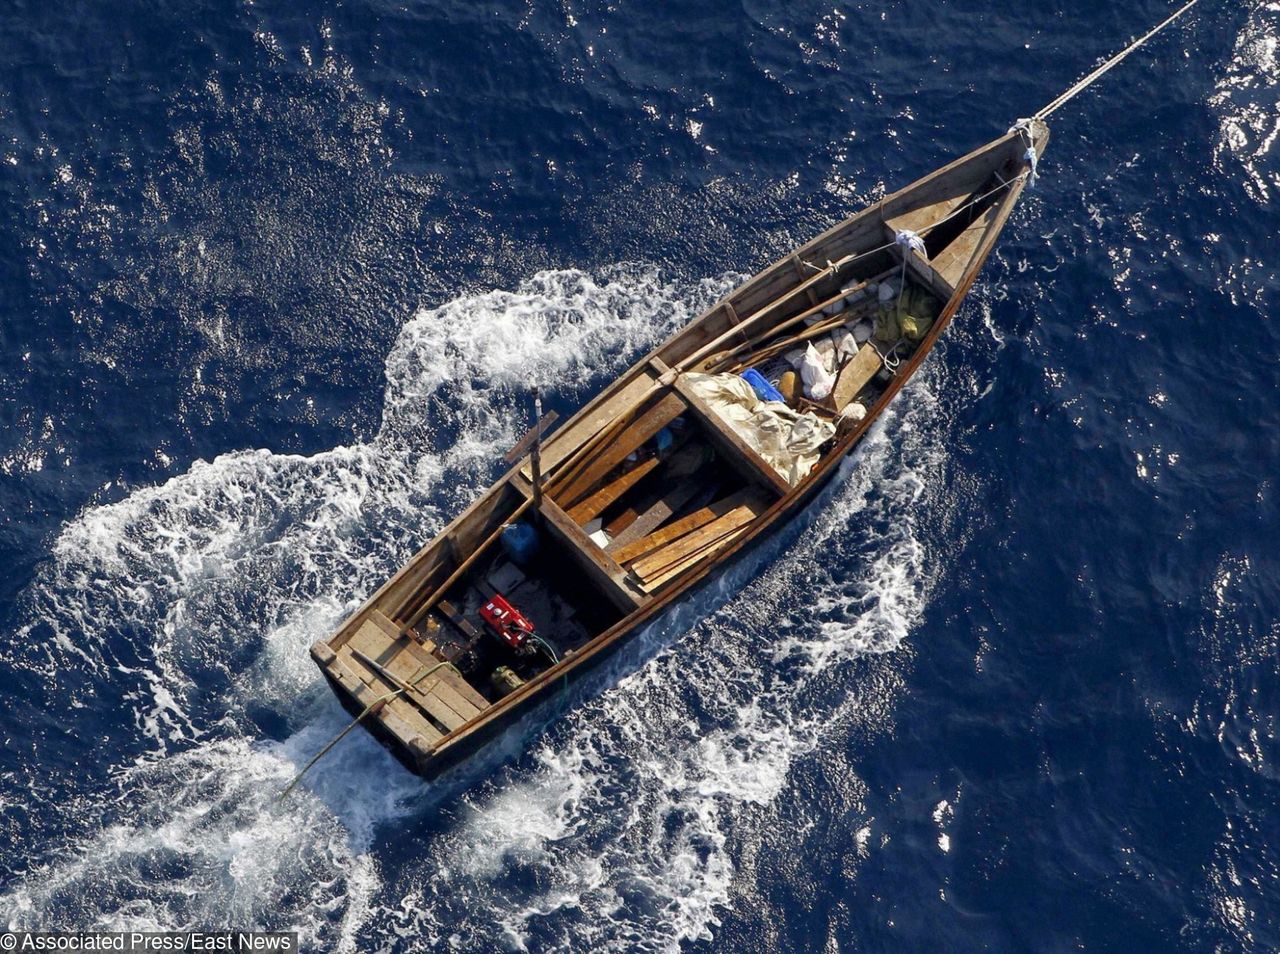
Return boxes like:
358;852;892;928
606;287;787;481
368;609;401;639
382;631;489;716
432;667;491;713
671;376;793;497
930;203;1001;289
555;392;687;508
884;190;973;240
339;616;486;725
883;227;956;299
537;496;646;612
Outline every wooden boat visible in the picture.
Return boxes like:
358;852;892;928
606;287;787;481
310;120;1049;779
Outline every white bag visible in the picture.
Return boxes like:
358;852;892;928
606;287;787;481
799;343;835;400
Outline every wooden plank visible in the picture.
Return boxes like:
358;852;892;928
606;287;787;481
504;410;561;464
930;204;1000;289
346;619;396;664
884;190;973;239
831;344;882;411
637;525;750;593
630;500;765;580
524;367;661;478
555;392;687;508
602;486;658;537
333;651;449;739
380;634;490;714
672;376;793;497
566;455;661;525
432;667;491;713
358;635;483;724
436;599;483;642
606;479;709;553
633;518;748;584
368;609;401;640
885;231;956;299
344;647;470;732
612;488;758;565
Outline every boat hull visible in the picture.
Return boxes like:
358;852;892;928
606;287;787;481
310;119;1049;780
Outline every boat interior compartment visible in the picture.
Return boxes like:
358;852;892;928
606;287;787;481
542;387;786;595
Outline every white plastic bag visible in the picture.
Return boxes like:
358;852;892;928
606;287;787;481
799;343;835;401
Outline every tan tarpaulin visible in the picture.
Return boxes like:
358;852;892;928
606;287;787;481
683;373;836;486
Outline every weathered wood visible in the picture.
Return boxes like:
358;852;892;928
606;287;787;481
606;479;709;553
504;410;561;464
831;344;883;411
403;495;533;629
885;227;957;299
537;497;645;612
435;599;483;643
347;647;471;731
432;665;492;713
566;455;661;525
612;488;758;565
334;650;450;738
368;609;401;640
311;118;1048;779
630;499;765;580
555;392;687;508
527;368;661;479
791;255;822;306
637;525;751;593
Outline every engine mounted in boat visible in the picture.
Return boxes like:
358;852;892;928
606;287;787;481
480;594;537;656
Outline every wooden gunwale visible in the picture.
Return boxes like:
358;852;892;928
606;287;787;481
315;122;1047;772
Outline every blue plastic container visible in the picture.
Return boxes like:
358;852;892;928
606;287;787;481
740;367;787;404
500;521;541;567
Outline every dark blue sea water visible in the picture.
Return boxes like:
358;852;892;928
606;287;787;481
1;0;1276;949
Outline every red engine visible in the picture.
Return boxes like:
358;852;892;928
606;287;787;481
480;594;536;655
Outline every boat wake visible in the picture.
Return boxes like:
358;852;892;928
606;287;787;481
0;266;953;951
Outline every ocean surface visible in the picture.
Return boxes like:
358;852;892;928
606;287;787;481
0;0;1275;950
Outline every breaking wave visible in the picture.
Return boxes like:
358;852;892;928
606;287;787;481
1;265;950;950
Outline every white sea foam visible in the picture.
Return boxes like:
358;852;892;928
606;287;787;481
357;366;949;952
1;267;728;946
3;264;952;951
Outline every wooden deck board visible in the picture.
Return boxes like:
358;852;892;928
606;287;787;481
631;499;766;580
605;479;708;553
612;488;758;565
566;456;661;525
831;344;882;411
342;646;470;732
555;392;687;507
330;653;447;741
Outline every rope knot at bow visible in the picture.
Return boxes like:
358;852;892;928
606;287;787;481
894;229;926;255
